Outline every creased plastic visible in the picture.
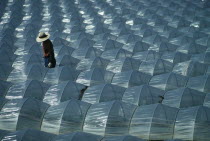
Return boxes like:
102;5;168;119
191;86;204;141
129;104;178;140
0;98;49;131
82;84;125;104
174;106;210;140
122;85;164;106
41;99;91;134
163;87;206;108
83;100;136;136
43;81;86;105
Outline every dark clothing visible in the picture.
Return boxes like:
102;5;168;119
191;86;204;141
42;39;56;68
44;56;56;68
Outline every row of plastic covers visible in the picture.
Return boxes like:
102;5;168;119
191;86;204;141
1;79;210;108
2;57;209;82
0;0;210;140
0;129;186;141
0;98;209;140
1;65;210;89
0;129;147;141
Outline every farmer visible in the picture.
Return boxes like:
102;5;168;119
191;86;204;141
36;32;56;68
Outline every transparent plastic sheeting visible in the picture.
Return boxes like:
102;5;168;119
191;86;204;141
0;49;17;66
0;0;210;140
161;52;190;64
102;135;145;141
5;80;50;101
43;66;80;84
101;48;132;61
93;39;123;52
122;85;164;106
0;98;49;131
174;106;210;141
76;68;114;86
83;100;137;136
204;93;210;108
149;72;189;91
82;84;125;104
52;132;103;141
187;75;210;93
0;64;13;81
7;65;79;84
0;129;9;140
172;60;208;77
162;87;206;108
129;104;178;140
0;80;12;98
0;130;147;141
76;57;109;71
191;52;210;65
0;129;55;141
132;50;161;61
106;57;140;73
138;59;173;76
56;54;79;67
111;70;151;88
43;81;86;105
41;99;91;134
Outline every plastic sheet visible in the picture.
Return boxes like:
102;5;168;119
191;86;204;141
101;48;132;61
203;93;210;108
174;106;210;140
43;81;86;105
132;50;161;61
163;87;206;108
149;42;178;52
122;41;149;53
139;59;173;76
0;80;12;98
66;31;92;43
6;80;50;100
56;55;79;67
0;98;8;111
93;39;123;52
12;54;42;68
116;34;140;44
0;64;13;81
7;64;48;83
0;129;55;141
76;57;109;71
0;49;17;66
0;0;210;140
76;68;114;86
187;75;210;93
191;52;210;65
0;129;9;140
71;38;95;49
106;57;140;73
173;60;208;77
71;47;101;60
161;52;190;64
102;135;145;141
122;85;164;106
82;84;125;104
176;42;207;54
111;70;151;88
129;104;179;140
52;37;71;48
52;132;103;141
83;100;136;136
43;66;79;84
41;99;91;134
149;72;189;91
0;98;49;131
